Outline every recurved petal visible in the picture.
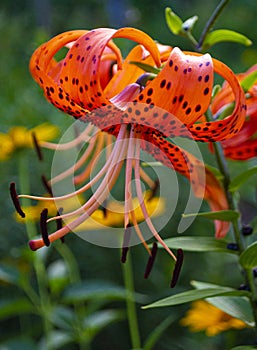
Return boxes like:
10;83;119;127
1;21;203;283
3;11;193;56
204;168;230;238
133;47;214;125
189;56;246;142
141;133;229;238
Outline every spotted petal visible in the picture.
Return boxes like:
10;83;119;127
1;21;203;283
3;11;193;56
141;133;230;238
133;47;214;125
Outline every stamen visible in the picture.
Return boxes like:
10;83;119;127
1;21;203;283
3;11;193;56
41;123;95;150
32;132;43;161
139;167;156;189
148;179;160;201
28;125;129;250
121;224;132;263
73;132;105;185
50;132;99;185
41;174;53;196
47;125;128;222
56;208;63;230
101;200;108;218
56;208;64;243
40;208;50;247
144;242;158;279
124;127;135;228
134;139;177;261
170;249;184;288
9;182;25;218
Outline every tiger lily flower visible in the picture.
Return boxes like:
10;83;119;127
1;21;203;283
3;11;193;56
211;64;257;160
11;27;246;282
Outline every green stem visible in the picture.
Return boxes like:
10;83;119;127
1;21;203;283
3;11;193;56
18;153;52;349
185;31;199;49
206;112;257;333
122;253;141;349
211;140;245;252
55;240;91;350
197;0;231;51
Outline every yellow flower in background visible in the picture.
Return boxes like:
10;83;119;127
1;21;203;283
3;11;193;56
180;300;247;336
15;190;165;230
0;123;59;160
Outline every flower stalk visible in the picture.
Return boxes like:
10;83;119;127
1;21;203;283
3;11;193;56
206;110;257;335
197;0;231;51
18;153;52;348
122;252;141;349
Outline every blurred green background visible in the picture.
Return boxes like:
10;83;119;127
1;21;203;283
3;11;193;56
0;1;257;349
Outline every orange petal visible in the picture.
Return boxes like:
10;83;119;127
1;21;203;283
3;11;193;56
30;30;90;118
141;133;229;238
189;56;246;141
30;28;161;117
133;47;214;125
104;44;159;99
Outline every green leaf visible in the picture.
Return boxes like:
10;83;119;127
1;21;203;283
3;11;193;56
241;70;257;92
230;347;257;350
47;260;69;295
143;314;177;350
207;296;254;326
0;298;34;320
239;241;257;268
83;310;125;339
182;210;240;221
229;166;257;192
129;61;160;75
182;16;198;32
0;263;21;285
38;331;73;350
165;7;183;35
62;281;145;304
49;306;75;330
0;338;37;350
161;236;237;253
191;281;254;326
141;161;163;167
202;29;252;50
142;288;249;309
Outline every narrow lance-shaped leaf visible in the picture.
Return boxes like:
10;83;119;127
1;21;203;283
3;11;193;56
182;210;240;221
142;288;250;309
202;29;252;50
129;61;160;75
240;70;257;92
230;346;257;350
191;281;254;326
229;166;257;192
161;236;238;253
165;7;184;35
239;241;257;268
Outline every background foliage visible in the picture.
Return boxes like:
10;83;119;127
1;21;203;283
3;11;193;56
0;1;257;349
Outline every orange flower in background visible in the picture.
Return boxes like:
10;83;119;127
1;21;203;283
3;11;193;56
11;27;247;282
211;64;257;160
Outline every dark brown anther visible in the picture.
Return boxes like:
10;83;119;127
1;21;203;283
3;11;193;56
41;175;53;196
56;207;65;243
56;207;63;230
148;180;159;201
170;248;184;288
9;182;25;218
32;132;43;161
144;242;158;279
40;208;50;246
121;224;132;263
101;200;108;218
